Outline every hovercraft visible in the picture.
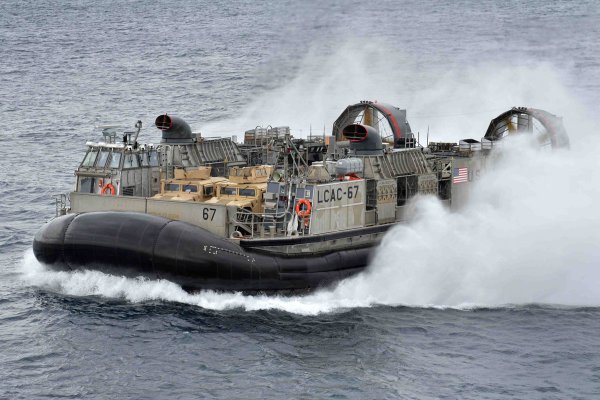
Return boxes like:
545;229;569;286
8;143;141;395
33;103;569;292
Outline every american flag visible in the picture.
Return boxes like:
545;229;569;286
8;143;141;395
453;167;468;183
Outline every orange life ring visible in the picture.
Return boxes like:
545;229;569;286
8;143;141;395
339;173;361;181
101;183;115;196
295;198;312;220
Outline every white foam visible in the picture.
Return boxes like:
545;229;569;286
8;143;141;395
20;250;357;315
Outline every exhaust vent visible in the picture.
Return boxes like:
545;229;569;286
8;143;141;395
155;114;193;143
342;124;370;142
342;124;384;155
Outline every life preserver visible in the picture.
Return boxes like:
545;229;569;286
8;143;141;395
339;173;361;181
295;198;312;220
101;183;116;196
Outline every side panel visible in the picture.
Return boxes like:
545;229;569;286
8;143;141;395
309;180;366;234
146;200;228;236
69;192;227;236
70;192;147;213
376;178;397;224
450;155;486;210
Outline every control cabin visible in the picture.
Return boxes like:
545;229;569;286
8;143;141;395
74;121;246;199
76;142;161;198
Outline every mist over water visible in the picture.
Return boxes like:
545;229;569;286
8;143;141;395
22;53;600;315
201;41;591;143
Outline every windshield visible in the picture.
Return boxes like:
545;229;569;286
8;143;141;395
109;152;122;169
221;187;237;196
96;151;110;168
140;152;149;167
165;183;180;192
239;188;256;197
123;153;139;169
183;184;198;193
82;150;98;167
149;151;159;167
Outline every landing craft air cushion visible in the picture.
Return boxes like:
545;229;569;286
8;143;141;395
33;102;569;292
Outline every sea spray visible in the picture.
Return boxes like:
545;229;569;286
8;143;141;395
370;135;599;306
201;40;583;142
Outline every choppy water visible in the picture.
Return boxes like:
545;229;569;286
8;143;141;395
2;0;600;398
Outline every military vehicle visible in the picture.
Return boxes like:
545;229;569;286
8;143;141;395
33;102;569;292
205;165;274;214
152;166;226;202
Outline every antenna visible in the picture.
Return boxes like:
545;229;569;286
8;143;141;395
427;125;429;146
133;120;142;145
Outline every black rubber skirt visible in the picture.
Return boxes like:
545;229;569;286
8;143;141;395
32;212;372;292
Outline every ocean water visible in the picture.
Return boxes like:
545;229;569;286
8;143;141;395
2;0;600;398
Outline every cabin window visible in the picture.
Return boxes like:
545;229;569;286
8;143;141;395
149;151;159;167
165;183;180;192
110;152;122;169
204;186;214;196
140;152;150;167
82;150;98;167
183;184;198;193
239;188;256;197
96;151;110;168
221;187;237;196
79;177;95;193
123;153;139;169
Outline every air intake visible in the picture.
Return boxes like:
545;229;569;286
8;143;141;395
155;114;193;143
342;124;383;155
342;124;371;142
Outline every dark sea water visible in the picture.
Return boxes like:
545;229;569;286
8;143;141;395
2;1;600;398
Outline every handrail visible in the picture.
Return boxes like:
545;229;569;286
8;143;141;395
53;193;69;217
231;207;297;239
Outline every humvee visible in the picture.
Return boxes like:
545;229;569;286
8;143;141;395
152;166;227;202
204;165;273;213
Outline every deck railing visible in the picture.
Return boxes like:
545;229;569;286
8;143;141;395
53;193;69;217
231;208;300;239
